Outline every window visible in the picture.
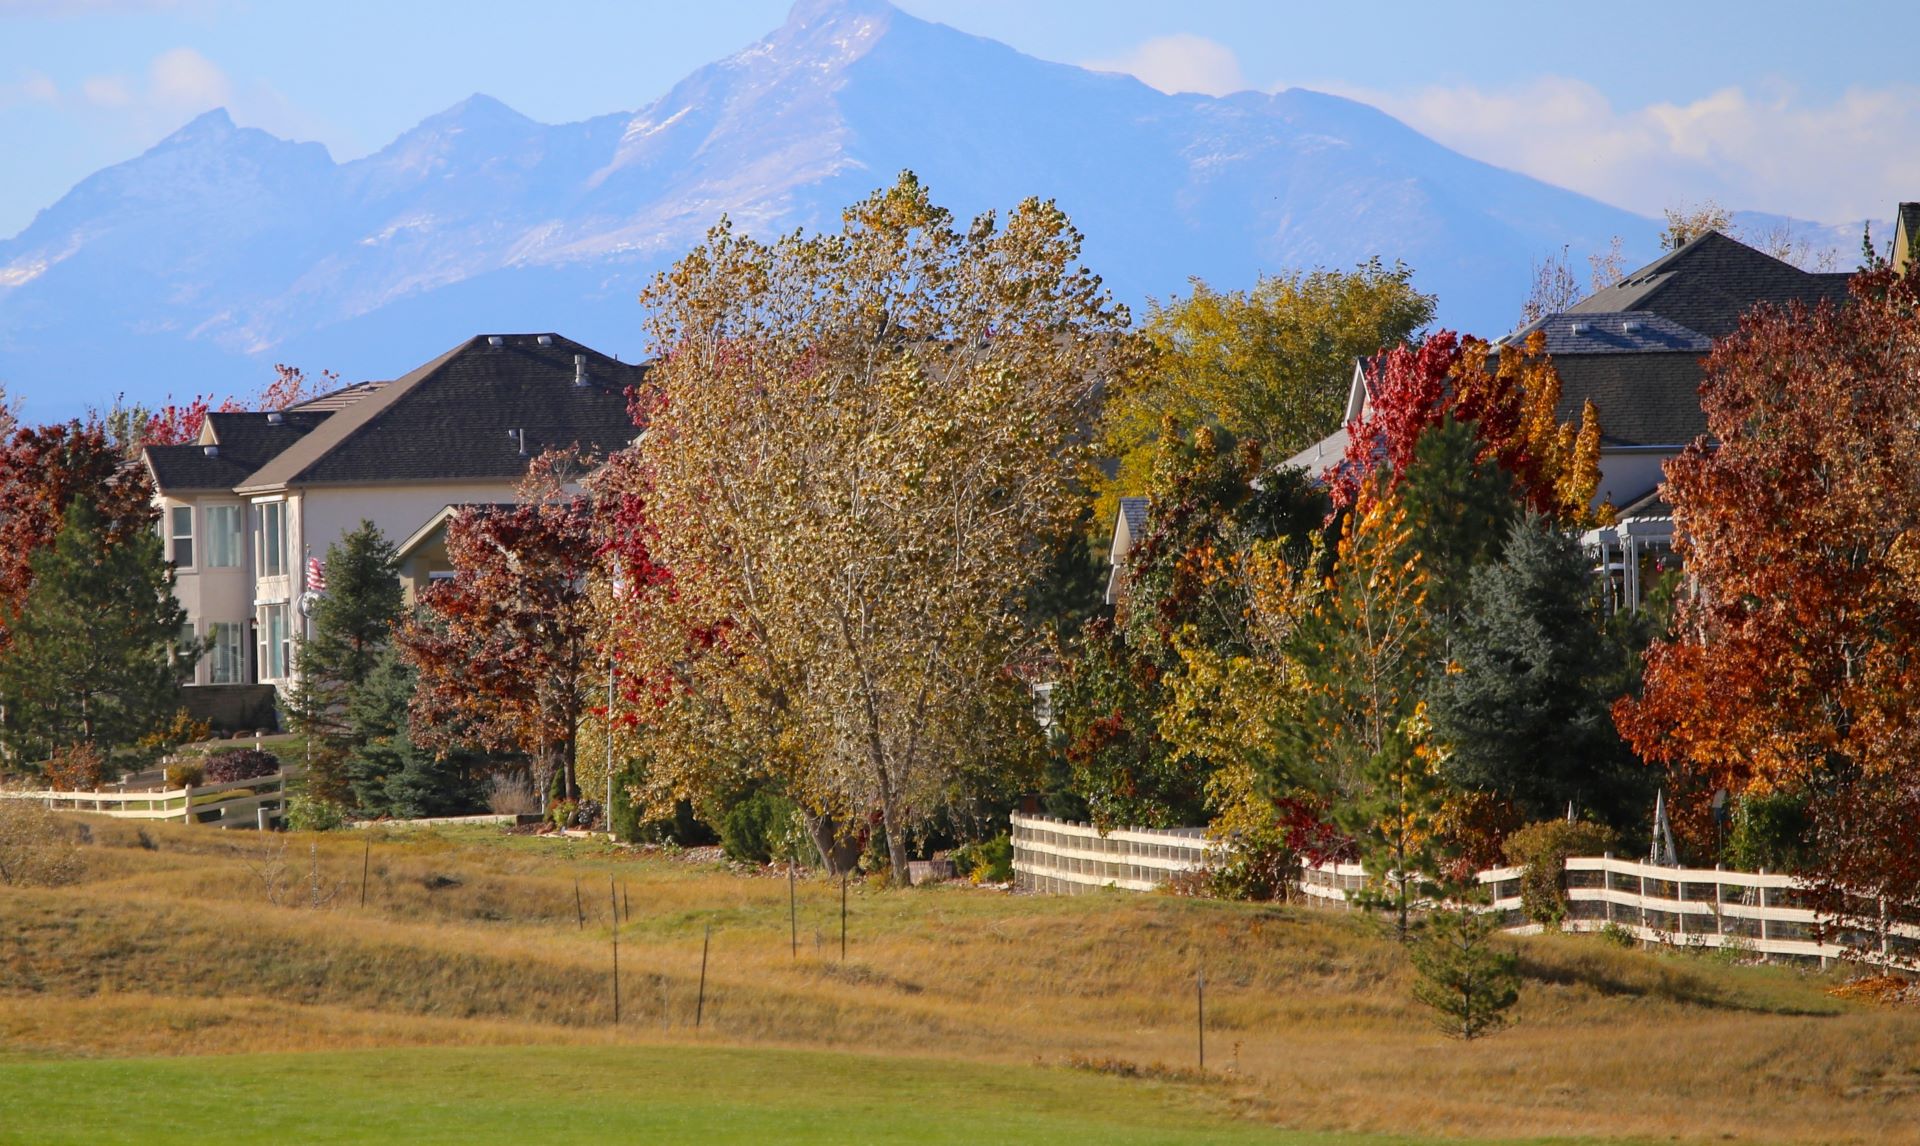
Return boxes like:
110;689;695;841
210;622;246;684
176;621;200;683
258;502;286;577
206;505;242;568
170;505;194;568
258;605;291;680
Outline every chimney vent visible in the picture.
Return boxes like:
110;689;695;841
488;335;505;347
537;334;553;346
574;354;589;387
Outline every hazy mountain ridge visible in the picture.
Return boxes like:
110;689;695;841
0;0;1771;416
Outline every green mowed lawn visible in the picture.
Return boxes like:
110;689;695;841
0;1043;1624;1145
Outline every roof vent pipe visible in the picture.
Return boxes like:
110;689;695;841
1569;321;1589;336
266;411;284;425
488;335;505;347
537;334;553;346
574;354;589;387
203;444;219;457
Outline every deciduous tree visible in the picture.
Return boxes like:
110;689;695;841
626;173;1134;882
1098;262;1433;528
0;420;155;643
399;454;599;807
1616;264;1920;857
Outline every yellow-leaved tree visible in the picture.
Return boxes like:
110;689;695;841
613;173;1140;882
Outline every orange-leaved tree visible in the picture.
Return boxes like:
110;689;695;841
1615;264;1920;857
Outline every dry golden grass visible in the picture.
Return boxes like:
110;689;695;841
5;816;1919;1143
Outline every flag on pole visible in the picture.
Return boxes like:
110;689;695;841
306;555;327;594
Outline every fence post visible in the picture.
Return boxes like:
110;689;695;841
181;783;193;825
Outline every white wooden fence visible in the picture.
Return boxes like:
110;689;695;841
1011;813;1913;968
0;771;294;829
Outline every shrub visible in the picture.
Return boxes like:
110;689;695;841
1598;921;1636;949
952;833;1013;883
720;788;806;865
43;743;106;792
0;800;84;886
1725;789;1813;873
137;709;212;763
284;795;344;832
203;748;279;785
163;762;205;789
1501;819;1617;927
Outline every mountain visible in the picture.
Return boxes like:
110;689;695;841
0;0;1662;418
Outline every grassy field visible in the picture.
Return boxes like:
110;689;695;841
3;818;1918;1143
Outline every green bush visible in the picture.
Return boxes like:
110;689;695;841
1725;789;1812;873
1501;819;1617;926
719;789;806;865
284;795;345;832
952;833;1013;883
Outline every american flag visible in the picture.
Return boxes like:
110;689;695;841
306;556;327;593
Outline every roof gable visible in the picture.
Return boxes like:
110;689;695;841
236;334;645;492
1567;230;1848;338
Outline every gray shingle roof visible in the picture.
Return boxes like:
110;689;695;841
1119;496;1148;537
147;410;333;493
1567;230;1849;339
1506;311;1711;356
237;334;644;491
1552;352;1707;448
146;444;256;492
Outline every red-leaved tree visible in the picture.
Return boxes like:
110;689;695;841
398;453;600;806
1330;330;1603;524
0;420;156;644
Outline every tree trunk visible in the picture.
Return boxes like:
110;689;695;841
880;790;911;888
802;810;861;876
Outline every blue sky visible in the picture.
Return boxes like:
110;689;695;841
1;0;1914;238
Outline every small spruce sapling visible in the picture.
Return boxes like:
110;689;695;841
1410;904;1520;1040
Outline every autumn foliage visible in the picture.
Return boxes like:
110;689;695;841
1616;265;1920;855
398;453;600;804
1332;330;1603;524
0;420;156;642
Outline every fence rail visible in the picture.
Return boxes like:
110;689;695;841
1011;813;1913;969
0;770;294;829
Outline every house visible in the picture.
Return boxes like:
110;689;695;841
1107;215;1903;612
144;333;643;724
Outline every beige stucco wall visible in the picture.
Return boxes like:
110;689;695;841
158;493;255;686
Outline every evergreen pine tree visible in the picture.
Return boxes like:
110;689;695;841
284;521;402;802
1395;417;1521;646
343;644;485;819
1431;514;1648;828
0;498;189;767
1410;904;1520;1039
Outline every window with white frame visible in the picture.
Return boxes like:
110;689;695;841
170;505;194;568
257;604;291;680
210;622;246;684
206;505;242;568
258;501;286;577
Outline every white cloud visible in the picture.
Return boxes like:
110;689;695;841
1321;75;1920;226
148;45;230;108
1086;34;1247;98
